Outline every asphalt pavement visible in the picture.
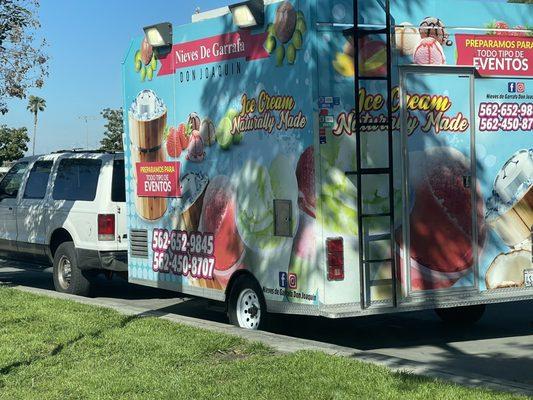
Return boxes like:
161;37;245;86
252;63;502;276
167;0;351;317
1;259;532;396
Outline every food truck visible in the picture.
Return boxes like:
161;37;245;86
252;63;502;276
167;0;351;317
123;0;533;329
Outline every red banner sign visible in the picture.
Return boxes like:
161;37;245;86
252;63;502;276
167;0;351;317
136;162;181;198
456;34;532;77
158;30;269;76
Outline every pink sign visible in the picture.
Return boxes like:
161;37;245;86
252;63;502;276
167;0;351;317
158;30;269;76
456;34;532;77
136;162;181;198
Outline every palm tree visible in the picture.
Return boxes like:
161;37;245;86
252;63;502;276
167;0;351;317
27;96;46;156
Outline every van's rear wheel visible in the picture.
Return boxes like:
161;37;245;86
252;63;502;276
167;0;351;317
228;275;265;330
53;242;92;296
435;304;486;325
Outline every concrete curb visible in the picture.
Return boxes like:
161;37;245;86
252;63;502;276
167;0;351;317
12;284;533;397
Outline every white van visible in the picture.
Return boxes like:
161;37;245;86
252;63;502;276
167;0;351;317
0;150;128;295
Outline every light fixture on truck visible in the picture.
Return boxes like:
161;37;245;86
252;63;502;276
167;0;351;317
143;22;172;54
98;214;115;241
327;238;345;281
229;0;264;28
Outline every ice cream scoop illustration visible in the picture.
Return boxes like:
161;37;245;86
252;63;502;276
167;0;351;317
419;17;453;47
199;175;245;288
397;147;486;291
235;157;299;289
413;37;446;65
188;112;201;131
395;22;422;56
186;131;205;162
200;118;216;146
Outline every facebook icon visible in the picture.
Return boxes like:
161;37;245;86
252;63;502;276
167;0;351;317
279;272;288;288
508;82;516;93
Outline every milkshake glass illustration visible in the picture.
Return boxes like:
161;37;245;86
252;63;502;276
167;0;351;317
129;90;168;221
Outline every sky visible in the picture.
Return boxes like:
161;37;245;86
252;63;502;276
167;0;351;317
0;0;231;155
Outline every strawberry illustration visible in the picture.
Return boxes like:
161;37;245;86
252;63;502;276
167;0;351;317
487;21;509;36
512;25;527;37
166;126;183;158
178;123;189;150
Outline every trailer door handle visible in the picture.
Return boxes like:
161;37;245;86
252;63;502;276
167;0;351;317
462;175;471;189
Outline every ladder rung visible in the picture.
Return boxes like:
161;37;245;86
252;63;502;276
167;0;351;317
369;279;393;286
345;169;391;176
360;168;391;175
356;28;388;35
342;27;388;36
363;258;393;264
362;212;391;218
367;233;391;242
358;76;388;81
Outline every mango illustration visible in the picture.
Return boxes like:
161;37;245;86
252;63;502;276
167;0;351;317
332;52;355;77
287;43;296;65
276;44;285;66
293;30;303;50
265;35;277;54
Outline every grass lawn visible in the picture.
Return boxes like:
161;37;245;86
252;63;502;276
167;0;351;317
0;287;527;400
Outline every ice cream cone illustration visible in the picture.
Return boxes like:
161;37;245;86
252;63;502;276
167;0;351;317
129;90;168;221
486;149;533;250
485;150;532;290
170;172;209;232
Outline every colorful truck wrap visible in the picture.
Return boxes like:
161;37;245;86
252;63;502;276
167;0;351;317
123;0;533;323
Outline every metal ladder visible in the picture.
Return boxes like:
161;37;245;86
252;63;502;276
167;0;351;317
345;0;397;309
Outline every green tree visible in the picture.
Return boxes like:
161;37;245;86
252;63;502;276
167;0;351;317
100;108;124;151
0;0;48;115
26;95;46;155
0;125;30;163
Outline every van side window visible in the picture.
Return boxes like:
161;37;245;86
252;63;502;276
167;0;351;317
112;159;126;202
23;160;54;199
52;159;102;201
0;162;29;200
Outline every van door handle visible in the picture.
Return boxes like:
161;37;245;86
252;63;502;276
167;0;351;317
8;207;13;211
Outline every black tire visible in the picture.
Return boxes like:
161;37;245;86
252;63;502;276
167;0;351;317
52;242;92;296
435;304;486;325
227;275;266;330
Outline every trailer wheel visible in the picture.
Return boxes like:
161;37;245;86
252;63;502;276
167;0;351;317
435;304;486;325
227;275;266;330
53;242;92;296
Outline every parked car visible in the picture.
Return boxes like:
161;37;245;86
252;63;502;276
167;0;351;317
0;150;127;295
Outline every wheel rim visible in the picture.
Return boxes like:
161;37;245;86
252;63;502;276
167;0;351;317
57;255;72;289
236;288;261;330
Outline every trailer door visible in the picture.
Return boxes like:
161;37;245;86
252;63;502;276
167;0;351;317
399;66;481;299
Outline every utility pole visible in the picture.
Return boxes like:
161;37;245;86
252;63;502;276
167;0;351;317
78;115;98;150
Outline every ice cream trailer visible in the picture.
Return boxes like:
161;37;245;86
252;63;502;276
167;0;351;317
123;0;533;329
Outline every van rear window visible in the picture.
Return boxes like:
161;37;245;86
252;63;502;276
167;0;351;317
112;159;126;202
53;159;102;201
